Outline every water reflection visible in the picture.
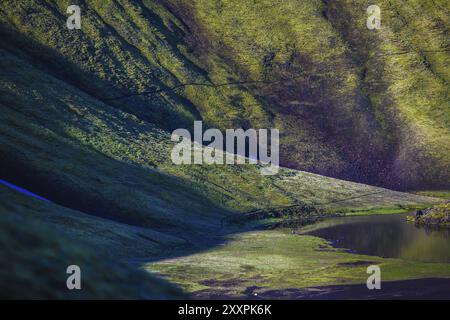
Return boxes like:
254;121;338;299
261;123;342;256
306;214;450;262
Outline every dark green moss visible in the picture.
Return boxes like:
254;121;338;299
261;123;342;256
0;187;185;299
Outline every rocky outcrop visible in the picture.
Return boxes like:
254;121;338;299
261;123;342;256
409;201;450;227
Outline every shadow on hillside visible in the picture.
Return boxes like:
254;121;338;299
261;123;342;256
0;21;201;130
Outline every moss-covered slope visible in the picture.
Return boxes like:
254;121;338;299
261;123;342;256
0;0;447;298
161;0;450;189
1;0;448;189
408;201;450;227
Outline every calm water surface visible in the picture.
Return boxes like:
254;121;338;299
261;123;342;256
306;213;450;263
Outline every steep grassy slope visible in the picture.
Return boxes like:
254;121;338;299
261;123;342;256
0;42;437;219
0;0;447;298
1;0;448;189
0;184;187;259
0;186;185;299
161;0;450;189
0;16;440;297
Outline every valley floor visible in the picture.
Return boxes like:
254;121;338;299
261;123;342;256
146;226;450;299
193;278;450;300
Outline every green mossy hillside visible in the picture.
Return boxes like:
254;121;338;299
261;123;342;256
0;0;448;188
0;0;448;298
0;186;185;299
0;44;437;222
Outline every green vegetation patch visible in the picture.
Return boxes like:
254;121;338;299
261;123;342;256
412;190;450;200
408;202;450;228
0;186;185;299
146;230;450;297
